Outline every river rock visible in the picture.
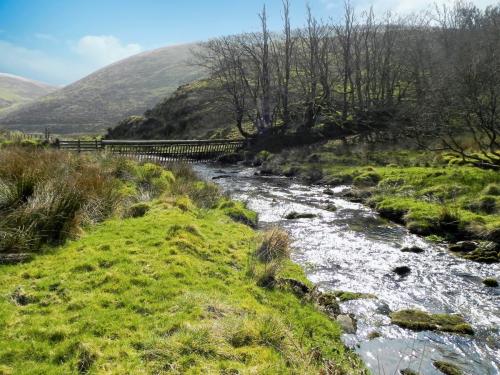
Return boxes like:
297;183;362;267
325;203;337;212
433;360;463;375
393;266;411;276
482;278;498;287
449;241;478;253
336;314;357;334
400;369;420;375
323;188;335;196
285;211;317;219
212;175;232;180
401;246;425;253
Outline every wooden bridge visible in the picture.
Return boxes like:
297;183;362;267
57;139;246;162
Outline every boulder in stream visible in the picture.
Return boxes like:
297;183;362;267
336;314;357;334
482;278;498;287
401;246;425;254
390;309;474;334
285;211;317;220
448;241;478;253
433;360;463;375
393;266;411;276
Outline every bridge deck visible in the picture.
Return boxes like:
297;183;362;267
57;139;245;162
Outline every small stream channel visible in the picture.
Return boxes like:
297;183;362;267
195;164;499;375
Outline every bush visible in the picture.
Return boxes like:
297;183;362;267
483;183;500;196
256;227;291;262
125;202;151;218
353;172;381;187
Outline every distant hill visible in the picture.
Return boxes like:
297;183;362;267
0;44;205;134
0;73;56;113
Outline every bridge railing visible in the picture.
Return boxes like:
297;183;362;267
57;139;246;162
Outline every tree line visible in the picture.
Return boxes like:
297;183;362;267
195;1;500;168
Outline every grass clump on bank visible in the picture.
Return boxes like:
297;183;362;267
0;148;366;374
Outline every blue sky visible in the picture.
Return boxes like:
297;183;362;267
0;0;494;86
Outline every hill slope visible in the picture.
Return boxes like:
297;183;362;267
0;44;205;134
106;80;240;140
0;73;56;113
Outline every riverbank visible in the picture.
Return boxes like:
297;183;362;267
0;148;366;374
256;142;499;263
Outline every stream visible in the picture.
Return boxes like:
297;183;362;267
194;164;499;375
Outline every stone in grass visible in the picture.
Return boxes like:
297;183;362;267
393;266;411;276
482;278;498;287
400;369;420;375
401;246;425;254
433;360;463;375
390;309;474;334
285;211;317;220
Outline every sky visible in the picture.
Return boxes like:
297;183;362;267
0;0;495;86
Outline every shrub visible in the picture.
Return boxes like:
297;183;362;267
483;183;500;196
353;172;381;187
125;202;151;218
256;228;291;262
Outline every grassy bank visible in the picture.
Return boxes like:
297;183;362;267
0;148;365;374
258;142;500;263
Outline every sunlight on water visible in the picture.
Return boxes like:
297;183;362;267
195;165;500;375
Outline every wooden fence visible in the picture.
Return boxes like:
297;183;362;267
57;139;246;162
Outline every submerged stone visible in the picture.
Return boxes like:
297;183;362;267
390;309;474;334
393;266;411;276
285;211;317;220
482;278;498;287
401;246;425;253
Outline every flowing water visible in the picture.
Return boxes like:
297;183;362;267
194;164;499;375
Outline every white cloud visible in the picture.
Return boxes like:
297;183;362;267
73;35;142;66
0;40;82;84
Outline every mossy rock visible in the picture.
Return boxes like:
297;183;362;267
325;203;337;212
285;212;317;220
433;360;463;375
463;241;499;263
390;309;474;334
333;291;377;302
400;369;420;375
482;278;498;287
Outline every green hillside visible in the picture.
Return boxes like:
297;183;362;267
0;73;56;113
0;44;205;134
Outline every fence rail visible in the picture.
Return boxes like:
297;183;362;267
57;139;246;162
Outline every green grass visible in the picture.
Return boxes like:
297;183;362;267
0;171;365;374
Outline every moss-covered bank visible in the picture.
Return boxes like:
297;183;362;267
0;161;366;374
